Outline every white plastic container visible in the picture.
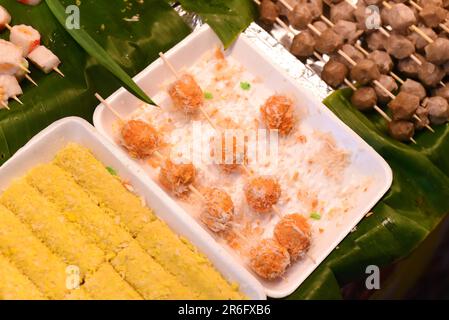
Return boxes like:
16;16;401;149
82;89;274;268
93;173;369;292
93;25;393;298
0;117;266;300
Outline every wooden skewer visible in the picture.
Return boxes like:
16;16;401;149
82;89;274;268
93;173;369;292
159;52;217;130
262;0;417;141
25;74;38;87
19;64;31;74
53;67;65;78
334;0;424;65
95;93;124;121
12;95;23;105
0;101;10;110
407;0;449;34
5;23;11;31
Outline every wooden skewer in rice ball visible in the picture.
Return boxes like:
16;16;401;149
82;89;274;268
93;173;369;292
249;238;290;280
260;95;296;136
244;176;281;213
200;187;235;233
120;119;162;159
159;158;196;198
274;213;311;261
168;73;204;114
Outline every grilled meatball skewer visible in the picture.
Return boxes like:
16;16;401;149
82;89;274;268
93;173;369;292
318;14;435;133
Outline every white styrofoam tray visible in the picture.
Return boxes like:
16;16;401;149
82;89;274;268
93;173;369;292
0;117;266;300
93;25;393;298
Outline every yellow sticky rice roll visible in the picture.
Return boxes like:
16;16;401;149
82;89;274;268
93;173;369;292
111;242;193;300
0;179;105;276
53;143;156;236
137;220;245;300
83;263;142;300
26;164;133;257
64;287;92;300
0;254;47;300
0;205;68;300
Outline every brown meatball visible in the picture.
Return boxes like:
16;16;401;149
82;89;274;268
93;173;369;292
274;214;311;261
260;95;295;135
418;61;445;87
400;79;427;102
425;38;449;65
397;54;426;78
244;176;281;213
334;44;364;68
386;34;415;59
201;188;234;233
311;21;328;35
367;50;393;74
322;59;348;88
388;92;420;120
354;2;382;31
168;74;204;114
121;120;161;159
332;20;364;45
351;87;378;111
350;58;381;85
315;29;344;55
366;31;387;51
385;3;417;33
388;120;415;142
425;96;449;124
330;1;355;23
433;85;449;102
299;0;323;20
290;31;315;58
408;26;438;52
288;4;313;30
413;106;430;130
159;159;196;198
249;239;290;280
419;5;447;28
375;75;398;104
259;0;279;26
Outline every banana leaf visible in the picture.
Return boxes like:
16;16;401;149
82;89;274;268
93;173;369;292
0;0;191;162
288;89;449;299
177;0;257;48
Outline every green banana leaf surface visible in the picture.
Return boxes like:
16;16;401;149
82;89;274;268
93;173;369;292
288;89;449;299
0;0;448;300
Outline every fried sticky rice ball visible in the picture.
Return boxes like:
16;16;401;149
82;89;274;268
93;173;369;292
249;239;290;280
260;95;295;135
159;159;196;198
168;73;204;114
244;177;281;213
201;188;235;233
121;120;161;158
274;213;311;260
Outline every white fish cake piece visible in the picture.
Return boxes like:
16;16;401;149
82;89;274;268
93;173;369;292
28;45;60;74
10;24;41;56
0;6;11;31
0;75;23;98
0;40;22;75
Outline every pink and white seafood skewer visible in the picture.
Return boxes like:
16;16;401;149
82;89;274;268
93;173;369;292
0;5;11;31
0;39;36;87
28;45;64;77
17;0;42;6
0;75;24;109
9;24;41;56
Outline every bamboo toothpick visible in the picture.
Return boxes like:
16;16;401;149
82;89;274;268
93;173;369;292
12;95;23;105
53;67;65;78
95;93;124;121
25;74;38;87
0;101;9;110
